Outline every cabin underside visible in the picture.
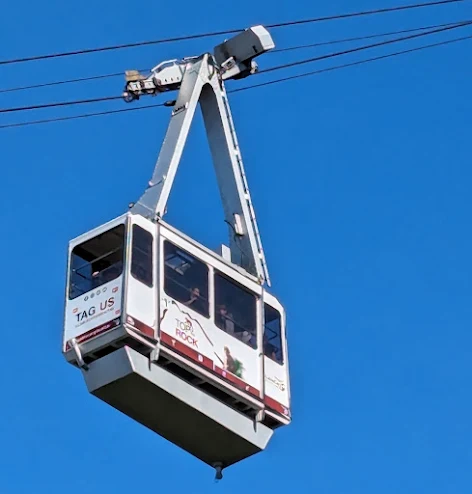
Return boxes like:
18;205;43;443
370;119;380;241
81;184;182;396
82;346;274;468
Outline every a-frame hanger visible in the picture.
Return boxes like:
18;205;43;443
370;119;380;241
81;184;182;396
124;27;274;286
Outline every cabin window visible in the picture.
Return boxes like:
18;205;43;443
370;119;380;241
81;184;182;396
131;225;153;287
69;224;125;299
264;304;284;365
214;271;257;349
163;241;209;318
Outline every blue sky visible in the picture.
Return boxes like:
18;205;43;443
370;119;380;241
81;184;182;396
1;0;472;492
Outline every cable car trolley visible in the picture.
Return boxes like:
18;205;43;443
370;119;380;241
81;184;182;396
62;25;291;479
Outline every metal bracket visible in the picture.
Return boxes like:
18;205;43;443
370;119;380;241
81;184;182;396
150;339;160;365
256;408;265;422
130;54;271;285
69;338;88;371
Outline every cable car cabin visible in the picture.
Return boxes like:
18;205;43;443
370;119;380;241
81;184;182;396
63;212;291;468
63;26;289;475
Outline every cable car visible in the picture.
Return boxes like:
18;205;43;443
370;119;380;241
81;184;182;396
62;25;291;479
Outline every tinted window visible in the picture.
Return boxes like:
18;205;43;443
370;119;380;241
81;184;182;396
163;241;209;318
131;225;153;287
69;224;125;299
214;271;257;348
264;304;284;364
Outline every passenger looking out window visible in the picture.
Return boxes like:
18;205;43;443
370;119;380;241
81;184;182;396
214;272;257;349
164;241;209;318
184;287;207;315
216;305;235;336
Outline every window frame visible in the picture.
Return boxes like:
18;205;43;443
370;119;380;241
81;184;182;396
213;269;258;349
68;224;125;300
263;303;284;365
163;240;210;319
130;224;154;288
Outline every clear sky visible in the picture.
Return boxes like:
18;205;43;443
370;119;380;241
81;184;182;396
1;0;472;492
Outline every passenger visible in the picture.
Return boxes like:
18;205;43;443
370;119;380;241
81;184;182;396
183;287;201;313
217;304;235;335
263;333;278;361
184;287;200;305
240;330;253;346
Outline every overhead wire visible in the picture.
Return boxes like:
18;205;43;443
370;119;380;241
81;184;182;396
2;19;470;115
0;20;464;95
264;0;466;28
0;0;466;66
259;19;472;74
0;103;167;129
0;95;122;114
271;20;459;52
234;32;472;93
0;70;129;94
2;31;471;129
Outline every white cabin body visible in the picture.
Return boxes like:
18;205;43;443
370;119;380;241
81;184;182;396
64;212;291;430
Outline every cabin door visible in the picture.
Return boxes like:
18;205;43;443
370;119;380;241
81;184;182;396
263;298;291;419
125;215;158;339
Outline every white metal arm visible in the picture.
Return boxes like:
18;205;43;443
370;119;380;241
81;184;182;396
126;27;274;285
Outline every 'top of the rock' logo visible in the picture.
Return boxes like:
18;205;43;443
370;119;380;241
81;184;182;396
175;317;198;348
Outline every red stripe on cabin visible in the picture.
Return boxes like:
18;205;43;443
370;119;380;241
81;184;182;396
160;331;213;370
65;318;121;350
160;331;260;399
264;395;290;418
214;366;260;398
127;316;154;337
